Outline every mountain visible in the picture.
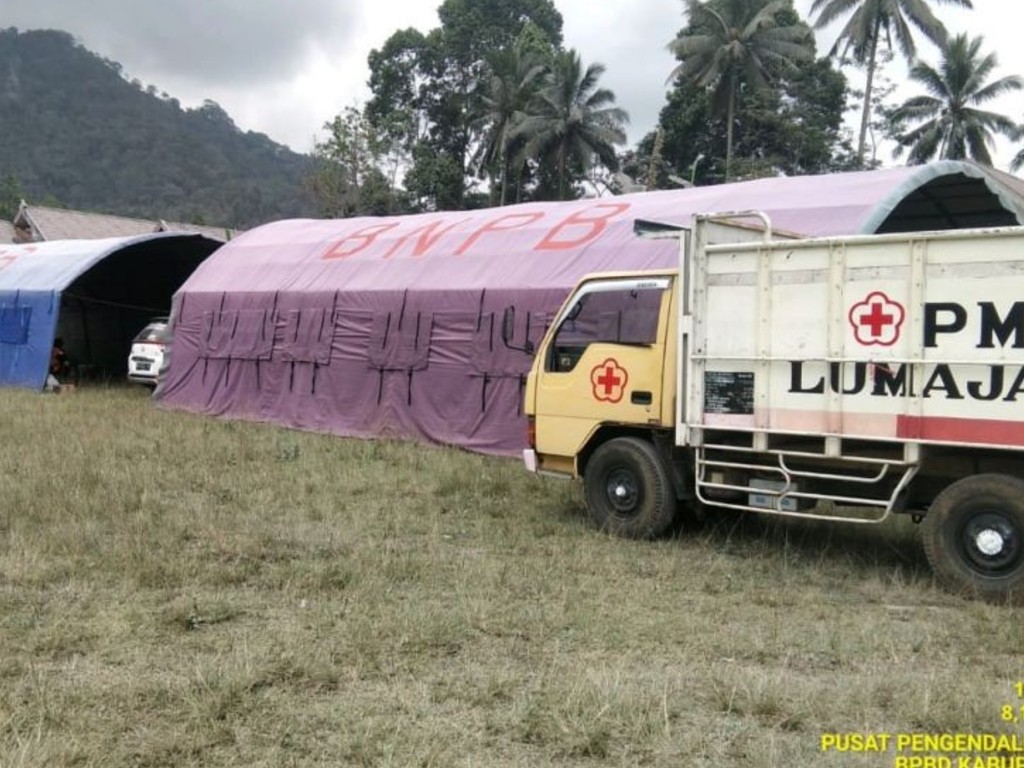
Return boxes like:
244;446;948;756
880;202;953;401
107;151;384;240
0;27;316;228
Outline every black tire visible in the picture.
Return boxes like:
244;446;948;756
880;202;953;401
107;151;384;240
922;474;1024;603
584;437;675;539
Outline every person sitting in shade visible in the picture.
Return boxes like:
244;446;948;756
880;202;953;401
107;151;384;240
45;337;72;391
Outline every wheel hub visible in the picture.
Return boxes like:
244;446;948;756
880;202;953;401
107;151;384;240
606;468;639;515
961;511;1021;573
975;528;1006;557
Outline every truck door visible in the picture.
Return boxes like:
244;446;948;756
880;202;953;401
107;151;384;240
532;277;673;460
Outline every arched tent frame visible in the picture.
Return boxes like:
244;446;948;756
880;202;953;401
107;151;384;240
0;232;221;389
158;163;1024;455
860;160;1024;234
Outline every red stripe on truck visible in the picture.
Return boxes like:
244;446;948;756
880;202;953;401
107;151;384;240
897;415;1024;446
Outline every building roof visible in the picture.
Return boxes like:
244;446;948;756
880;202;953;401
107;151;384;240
156;218;236;242
0;220;14;244
13;202;236;243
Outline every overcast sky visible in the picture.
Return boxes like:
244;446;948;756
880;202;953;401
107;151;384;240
4;0;1020;169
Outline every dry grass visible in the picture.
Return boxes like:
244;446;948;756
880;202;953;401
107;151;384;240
0;385;1021;767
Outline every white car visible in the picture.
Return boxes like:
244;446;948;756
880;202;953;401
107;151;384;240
127;317;171;385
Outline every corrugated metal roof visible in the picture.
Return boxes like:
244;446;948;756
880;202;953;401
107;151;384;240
15;204;236;242
156;219;236;242
19;205;161;240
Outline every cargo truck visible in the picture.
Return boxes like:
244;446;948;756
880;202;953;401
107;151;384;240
508;211;1024;601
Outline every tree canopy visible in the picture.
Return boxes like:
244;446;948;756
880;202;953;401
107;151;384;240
810;0;973;162
365;0;567;210
669;0;815;180
641;0;853;187
512;50;629;200
890;33;1021;165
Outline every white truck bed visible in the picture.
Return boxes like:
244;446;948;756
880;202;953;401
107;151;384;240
686;224;1024;452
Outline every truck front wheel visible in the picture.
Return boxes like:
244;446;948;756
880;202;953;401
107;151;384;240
584;438;675;539
922;474;1024;603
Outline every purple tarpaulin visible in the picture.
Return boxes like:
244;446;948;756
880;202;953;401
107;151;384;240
156;163;1024;455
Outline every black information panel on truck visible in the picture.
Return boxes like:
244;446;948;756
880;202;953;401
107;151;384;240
704;371;755;415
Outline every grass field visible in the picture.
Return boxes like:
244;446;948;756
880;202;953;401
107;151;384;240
1;385;1022;767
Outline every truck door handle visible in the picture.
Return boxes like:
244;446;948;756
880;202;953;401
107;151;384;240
631;390;652;405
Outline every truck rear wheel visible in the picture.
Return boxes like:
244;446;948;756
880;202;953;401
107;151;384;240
584;437;675;539
922;474;1024;603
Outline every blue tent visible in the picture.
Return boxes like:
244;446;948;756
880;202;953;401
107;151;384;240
0;233;220;389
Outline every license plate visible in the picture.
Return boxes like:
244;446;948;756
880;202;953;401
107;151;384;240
137;362;151;371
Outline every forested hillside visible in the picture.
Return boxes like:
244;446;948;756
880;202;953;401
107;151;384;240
0;28;315;228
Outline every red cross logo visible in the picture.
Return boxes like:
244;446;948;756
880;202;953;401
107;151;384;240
849;291;905;347
591;358;628;403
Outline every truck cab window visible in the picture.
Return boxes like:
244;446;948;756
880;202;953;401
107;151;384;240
546;284;665;373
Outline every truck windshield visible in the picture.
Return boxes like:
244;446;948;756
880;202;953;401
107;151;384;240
546;282;667;373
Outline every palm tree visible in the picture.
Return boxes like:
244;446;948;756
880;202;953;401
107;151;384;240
668;0;813;181
890;34;1021;165
473;45;546;205
810;0;973;165
513;50;629;200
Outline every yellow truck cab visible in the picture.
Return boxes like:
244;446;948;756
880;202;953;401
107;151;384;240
517;211;1024;602
524;272;677;467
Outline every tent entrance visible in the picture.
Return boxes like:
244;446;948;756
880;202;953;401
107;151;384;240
58;238;218;381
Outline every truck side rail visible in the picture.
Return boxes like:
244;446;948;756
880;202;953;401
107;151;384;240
694;439;919;524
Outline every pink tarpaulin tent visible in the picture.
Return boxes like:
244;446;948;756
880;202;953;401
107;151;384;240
156;162;1024;455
